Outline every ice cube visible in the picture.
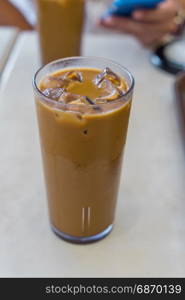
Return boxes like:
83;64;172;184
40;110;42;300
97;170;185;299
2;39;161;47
94;78;124;102
94;67;121;87
85;96;96;105
64;71;83;83
95;98;108;104
84;97;100;110
97;79;114;94
41;76;69;89
59;92;86;104
95;83;124;102
70;99;86;105
58;93;101;112
42;88;65;100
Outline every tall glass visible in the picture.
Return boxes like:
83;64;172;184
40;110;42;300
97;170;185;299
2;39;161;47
36;0;85;65
33;57;134;243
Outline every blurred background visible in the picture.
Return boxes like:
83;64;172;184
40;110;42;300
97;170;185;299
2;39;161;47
0;0;185;73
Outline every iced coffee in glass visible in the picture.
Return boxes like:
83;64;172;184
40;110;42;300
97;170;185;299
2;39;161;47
36;0;85;64
33;57;134;243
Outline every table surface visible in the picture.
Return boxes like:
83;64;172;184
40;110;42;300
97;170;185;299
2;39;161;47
0;27;18;74
0;31;185;277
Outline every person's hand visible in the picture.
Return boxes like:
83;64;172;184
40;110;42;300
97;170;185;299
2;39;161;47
99;0;179;47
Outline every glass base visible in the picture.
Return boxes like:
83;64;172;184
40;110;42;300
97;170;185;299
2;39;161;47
51;224;113;244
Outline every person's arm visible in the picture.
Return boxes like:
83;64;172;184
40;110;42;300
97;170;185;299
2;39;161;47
100;0;185;48
178;0;185;8
0;0;33;30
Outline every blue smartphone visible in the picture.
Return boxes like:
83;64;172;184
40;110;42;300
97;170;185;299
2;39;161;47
104;0;165;17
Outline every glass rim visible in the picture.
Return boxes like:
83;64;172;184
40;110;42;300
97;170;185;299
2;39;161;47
33;56;135;110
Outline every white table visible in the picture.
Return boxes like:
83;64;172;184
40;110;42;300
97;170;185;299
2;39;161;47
0;32;185;277
0;27;18;74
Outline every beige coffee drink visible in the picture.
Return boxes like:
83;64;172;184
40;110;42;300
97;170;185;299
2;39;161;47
36;0;85;64
33;57;134;243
